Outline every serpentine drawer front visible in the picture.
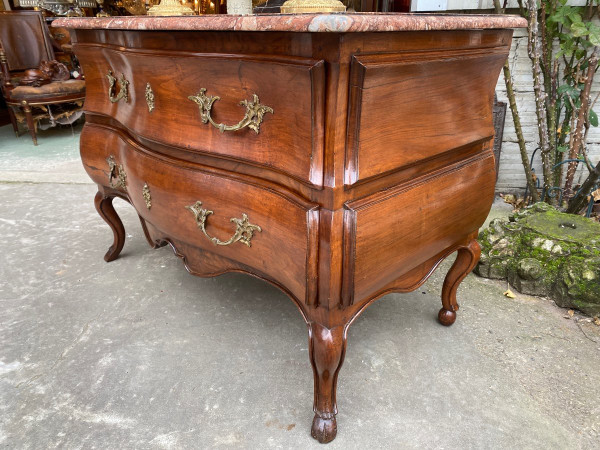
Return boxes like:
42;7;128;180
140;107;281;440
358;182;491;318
75;45;326;186
80;124;320;305
56;14;526;444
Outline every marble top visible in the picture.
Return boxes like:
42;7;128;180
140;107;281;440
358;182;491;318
54;13;526;33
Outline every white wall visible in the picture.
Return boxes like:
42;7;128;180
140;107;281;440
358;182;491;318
428;0;590;9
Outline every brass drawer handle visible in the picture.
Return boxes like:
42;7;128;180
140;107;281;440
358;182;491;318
106;70;129;103
188;88;273;134
186;200;262;247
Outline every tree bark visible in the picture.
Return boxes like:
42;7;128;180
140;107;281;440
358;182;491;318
502;61;540;202
563;48;599;197
526;0;555;195
494;0;540;202
566;162;599;214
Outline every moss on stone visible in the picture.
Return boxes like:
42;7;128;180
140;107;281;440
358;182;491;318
476;203;600;315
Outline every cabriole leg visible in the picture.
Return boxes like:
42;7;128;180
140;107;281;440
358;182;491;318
308;322;347;444
94;189;126;262
439;239;481;326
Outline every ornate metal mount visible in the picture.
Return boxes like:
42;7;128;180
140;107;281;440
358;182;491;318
106;70;129;103
142;183;152;209
187;88;273;134
145;83;155;113
185;200;261;247
280;0;346;13
106;155;127;190
147;0;194;16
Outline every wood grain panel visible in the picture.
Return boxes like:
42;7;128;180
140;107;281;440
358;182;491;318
75;44;325;186
345;47;509;185
342;150;496;305
80;124;320;306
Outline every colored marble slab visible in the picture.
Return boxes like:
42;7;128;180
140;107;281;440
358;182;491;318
53;12;527;32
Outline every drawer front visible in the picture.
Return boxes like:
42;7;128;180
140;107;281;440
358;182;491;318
342;150;496;304
75;45;325;186
81;124;320;305
345;47;508;185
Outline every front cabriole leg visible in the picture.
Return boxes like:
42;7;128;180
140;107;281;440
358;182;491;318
308;322;347;443
94;187;126;262
439;238;481;326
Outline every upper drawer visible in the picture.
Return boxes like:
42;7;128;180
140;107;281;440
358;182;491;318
345;47;508;185
74;45;325;186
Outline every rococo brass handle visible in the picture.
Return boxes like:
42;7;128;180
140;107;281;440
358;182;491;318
185;200;261;247
188;88;273;134
106;70;129;103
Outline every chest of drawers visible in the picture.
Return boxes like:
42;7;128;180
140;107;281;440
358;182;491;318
56;13;525;443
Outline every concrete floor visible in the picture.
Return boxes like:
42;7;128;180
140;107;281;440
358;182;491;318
1;124;600;449
0;121;88;184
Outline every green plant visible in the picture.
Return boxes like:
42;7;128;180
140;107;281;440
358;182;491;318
495;0;600;213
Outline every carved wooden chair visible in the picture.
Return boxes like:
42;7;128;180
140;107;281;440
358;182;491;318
0;11;85;145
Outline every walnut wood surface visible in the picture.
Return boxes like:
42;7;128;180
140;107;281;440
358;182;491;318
439;238;482;326
69;27;513;443
76;46;326;185
346;48;507;184
94;187;125;262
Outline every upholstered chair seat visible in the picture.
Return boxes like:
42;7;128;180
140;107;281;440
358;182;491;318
10;79;85;100
0;10;86;145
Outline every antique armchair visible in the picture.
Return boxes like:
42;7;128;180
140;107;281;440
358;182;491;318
0;11;85;145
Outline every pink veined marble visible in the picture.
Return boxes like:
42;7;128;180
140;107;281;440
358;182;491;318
53;12;527;32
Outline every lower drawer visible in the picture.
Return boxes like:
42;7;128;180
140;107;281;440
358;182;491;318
342;151;496;304
80;124;319;305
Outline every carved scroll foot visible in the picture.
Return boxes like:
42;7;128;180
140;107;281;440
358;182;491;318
438;308;456;326
308;322;347;444
94;190;126;262
439;239;481;326
311;415;337;444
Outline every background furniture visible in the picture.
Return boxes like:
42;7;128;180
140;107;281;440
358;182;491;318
0;10;85;145
57;13;525;443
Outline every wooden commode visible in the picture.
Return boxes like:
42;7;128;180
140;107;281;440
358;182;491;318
55;13;526;443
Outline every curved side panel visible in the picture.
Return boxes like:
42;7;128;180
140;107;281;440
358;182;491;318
345;46;509;185
342;150;496;306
